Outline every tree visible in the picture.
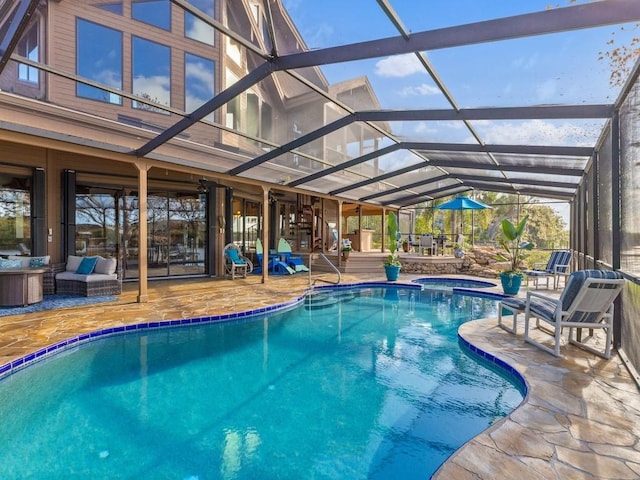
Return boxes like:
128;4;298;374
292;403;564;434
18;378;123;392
524;204;569;249
599;24;640;87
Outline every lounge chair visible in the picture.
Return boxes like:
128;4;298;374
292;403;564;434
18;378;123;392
255;239;294;275
223;243;253;279
523;250;572;289
277;238;309;273
523;269;625;358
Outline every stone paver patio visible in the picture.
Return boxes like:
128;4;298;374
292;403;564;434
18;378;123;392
0;273;638;478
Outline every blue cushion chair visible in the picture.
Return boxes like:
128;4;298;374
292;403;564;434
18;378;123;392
523;269;625;358
523;250;572;289
255;239;294;275
223;243;253;280
277;238;309;273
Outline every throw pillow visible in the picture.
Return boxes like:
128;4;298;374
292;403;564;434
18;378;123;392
94;257;117;275
0;259;22;269
76;256;99;275
29;257;46;268
65;255;84;272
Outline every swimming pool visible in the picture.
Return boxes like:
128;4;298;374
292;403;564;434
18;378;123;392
0;285;524;479
412;277;497;290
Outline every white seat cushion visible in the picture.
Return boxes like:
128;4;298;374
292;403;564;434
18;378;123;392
55;271;117;282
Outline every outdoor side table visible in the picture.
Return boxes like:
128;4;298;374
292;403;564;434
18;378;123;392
0;268;47;307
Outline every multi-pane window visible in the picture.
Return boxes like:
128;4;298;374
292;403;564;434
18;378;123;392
17;23;38;84
132;0;171;30
185;0;214;45
76;19;122;104
132;37;171;113
0;176;31;255
185;53;214;120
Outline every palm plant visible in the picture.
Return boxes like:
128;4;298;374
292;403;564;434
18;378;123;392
496;214;534;274
384;211;401;267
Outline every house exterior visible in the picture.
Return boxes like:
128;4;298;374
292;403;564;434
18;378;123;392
0;0;384;289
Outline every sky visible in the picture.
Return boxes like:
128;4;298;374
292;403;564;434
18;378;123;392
280;0;638;223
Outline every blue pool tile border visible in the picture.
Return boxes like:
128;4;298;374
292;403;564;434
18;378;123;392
0;280;511;381
458;334;528;396
0;293;306;380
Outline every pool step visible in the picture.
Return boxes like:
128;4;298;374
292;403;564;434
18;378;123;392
304;291;356;309
304;293;338;309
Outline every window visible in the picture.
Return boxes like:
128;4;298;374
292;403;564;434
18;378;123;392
185;53;214;121
184;0;214;45
0;175;31;255
17;23;38;84
225;70;241;129
261;102;273;142
249;2;271;50
132;0;171;31
246;92;259;138
76;19;122;104
94;2;123;14
132;37;171;113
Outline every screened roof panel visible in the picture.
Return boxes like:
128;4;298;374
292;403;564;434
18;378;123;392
2;0;640;209
490;153;589;169
390;1;554;32
389;120;475;143
416;150;497;167
276;0;398;53
469;119;609;147
504;171;581;185
373;177;463;204
425;27;636;109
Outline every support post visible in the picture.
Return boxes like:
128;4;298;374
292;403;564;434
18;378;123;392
134;160;151;303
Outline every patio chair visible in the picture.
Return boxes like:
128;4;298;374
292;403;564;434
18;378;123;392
255;239;294;275
523;269;625;358
523;250;572;289
419;234;437;255
223;243;253;280
277;237;309;272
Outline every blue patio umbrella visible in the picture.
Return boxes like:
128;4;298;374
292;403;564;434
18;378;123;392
435;196;491;245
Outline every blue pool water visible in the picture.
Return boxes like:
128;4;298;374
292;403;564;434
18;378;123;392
0;286;523;479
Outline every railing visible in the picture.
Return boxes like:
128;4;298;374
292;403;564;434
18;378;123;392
309;252;341;285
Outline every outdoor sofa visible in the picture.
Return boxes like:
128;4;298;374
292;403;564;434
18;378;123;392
54;255;121;297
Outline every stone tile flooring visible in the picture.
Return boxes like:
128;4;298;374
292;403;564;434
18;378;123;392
0;273;638;479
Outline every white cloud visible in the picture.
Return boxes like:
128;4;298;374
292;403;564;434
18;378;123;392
185;63;214;96
95;69;121;89
397;83;440;96
375;53;424;78
133;75;171;106
186;21;214;45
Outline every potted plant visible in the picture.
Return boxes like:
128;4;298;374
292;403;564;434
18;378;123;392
453;243;465;258
402;239;409;252
496;214;534;295
341;244;352;260
384;211;402;281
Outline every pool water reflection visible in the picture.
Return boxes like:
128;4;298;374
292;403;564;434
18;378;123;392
0;286;523;479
